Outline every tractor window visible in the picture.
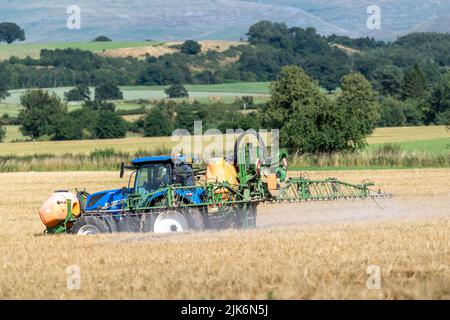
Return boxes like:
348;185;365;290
135;163;171;194
173;164;195;186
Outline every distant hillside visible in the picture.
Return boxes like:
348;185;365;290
408;16;450;34
1;0;348;43
2;0;449;43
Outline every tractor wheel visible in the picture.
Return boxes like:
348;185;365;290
184;208;205;231
102;216;118;233
69;216;110;235
153;211;188;234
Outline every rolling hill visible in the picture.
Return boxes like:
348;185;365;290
1;0;449;43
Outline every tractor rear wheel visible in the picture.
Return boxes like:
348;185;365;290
69;216;110;235
183;208;205;231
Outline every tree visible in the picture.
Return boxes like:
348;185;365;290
264;65;341;153
93;36;112;42
143;107;174;137
175;105;198;133
335;73;380;150
374;67;403;98
0;65;11;100
18;90;67;139
95;83;123;101
84;99;116;112
94;110;127;139
64;84;91;101
0;22;25;44
379;97;407;127
402;64;428;99
264;66;378;153
0;121;5;142
427;73;450;124
0;83;9;101
53;113;84;140
180;40;201;55
165;84;189;98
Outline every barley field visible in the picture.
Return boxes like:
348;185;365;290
0;168;448;299
1;126;448;156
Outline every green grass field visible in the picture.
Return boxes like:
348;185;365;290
0;41;160;60
368;138;450;154
0;83;271;117
120;82;271;94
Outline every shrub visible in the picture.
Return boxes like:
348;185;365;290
165;84;189;98
95;83;123;101
180;40;201;55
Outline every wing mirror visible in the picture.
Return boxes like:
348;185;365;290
120;162;125;178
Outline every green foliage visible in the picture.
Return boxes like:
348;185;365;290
0;22;25;44
264;66;336;153
264;66;378;153
180;40;202;55
64;84;91;101
242;21;350;91
93;36;112;42
139;54;192;85
95;82;123;101
0;64;11;101
335;73;380;150
18;90;67;139
0;83;9;101
402;64;428;99
165;84;189;98
84;99;116;112
374;67;403;98
174;105;199;133
143;107;174;137
427;73;450;124
89;148;117;158
379;97;423;127
326;35;385;50
0;122;5;142
94;110;127;139
373;143;404;157
53;113;84;141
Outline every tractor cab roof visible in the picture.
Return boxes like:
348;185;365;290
131;155;190;167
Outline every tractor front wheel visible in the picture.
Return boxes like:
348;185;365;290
69;216;110;235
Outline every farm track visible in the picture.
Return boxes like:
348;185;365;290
0;168;449;299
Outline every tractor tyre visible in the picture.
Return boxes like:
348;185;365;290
184;208;205;231
102;216;118;233
69;216;110;235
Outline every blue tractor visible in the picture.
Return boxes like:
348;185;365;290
73;155;212;234
40;132;388;235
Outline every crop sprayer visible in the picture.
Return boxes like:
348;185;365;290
39;132;391;234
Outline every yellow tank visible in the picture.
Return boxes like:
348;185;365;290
206;158;238;188
39;191;81;228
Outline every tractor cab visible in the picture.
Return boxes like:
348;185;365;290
83;156;199;212
127;156;195;194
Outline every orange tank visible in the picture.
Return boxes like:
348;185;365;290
39;191;81;228
206;158;238;193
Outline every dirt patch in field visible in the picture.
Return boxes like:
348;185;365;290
98;40;245;59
